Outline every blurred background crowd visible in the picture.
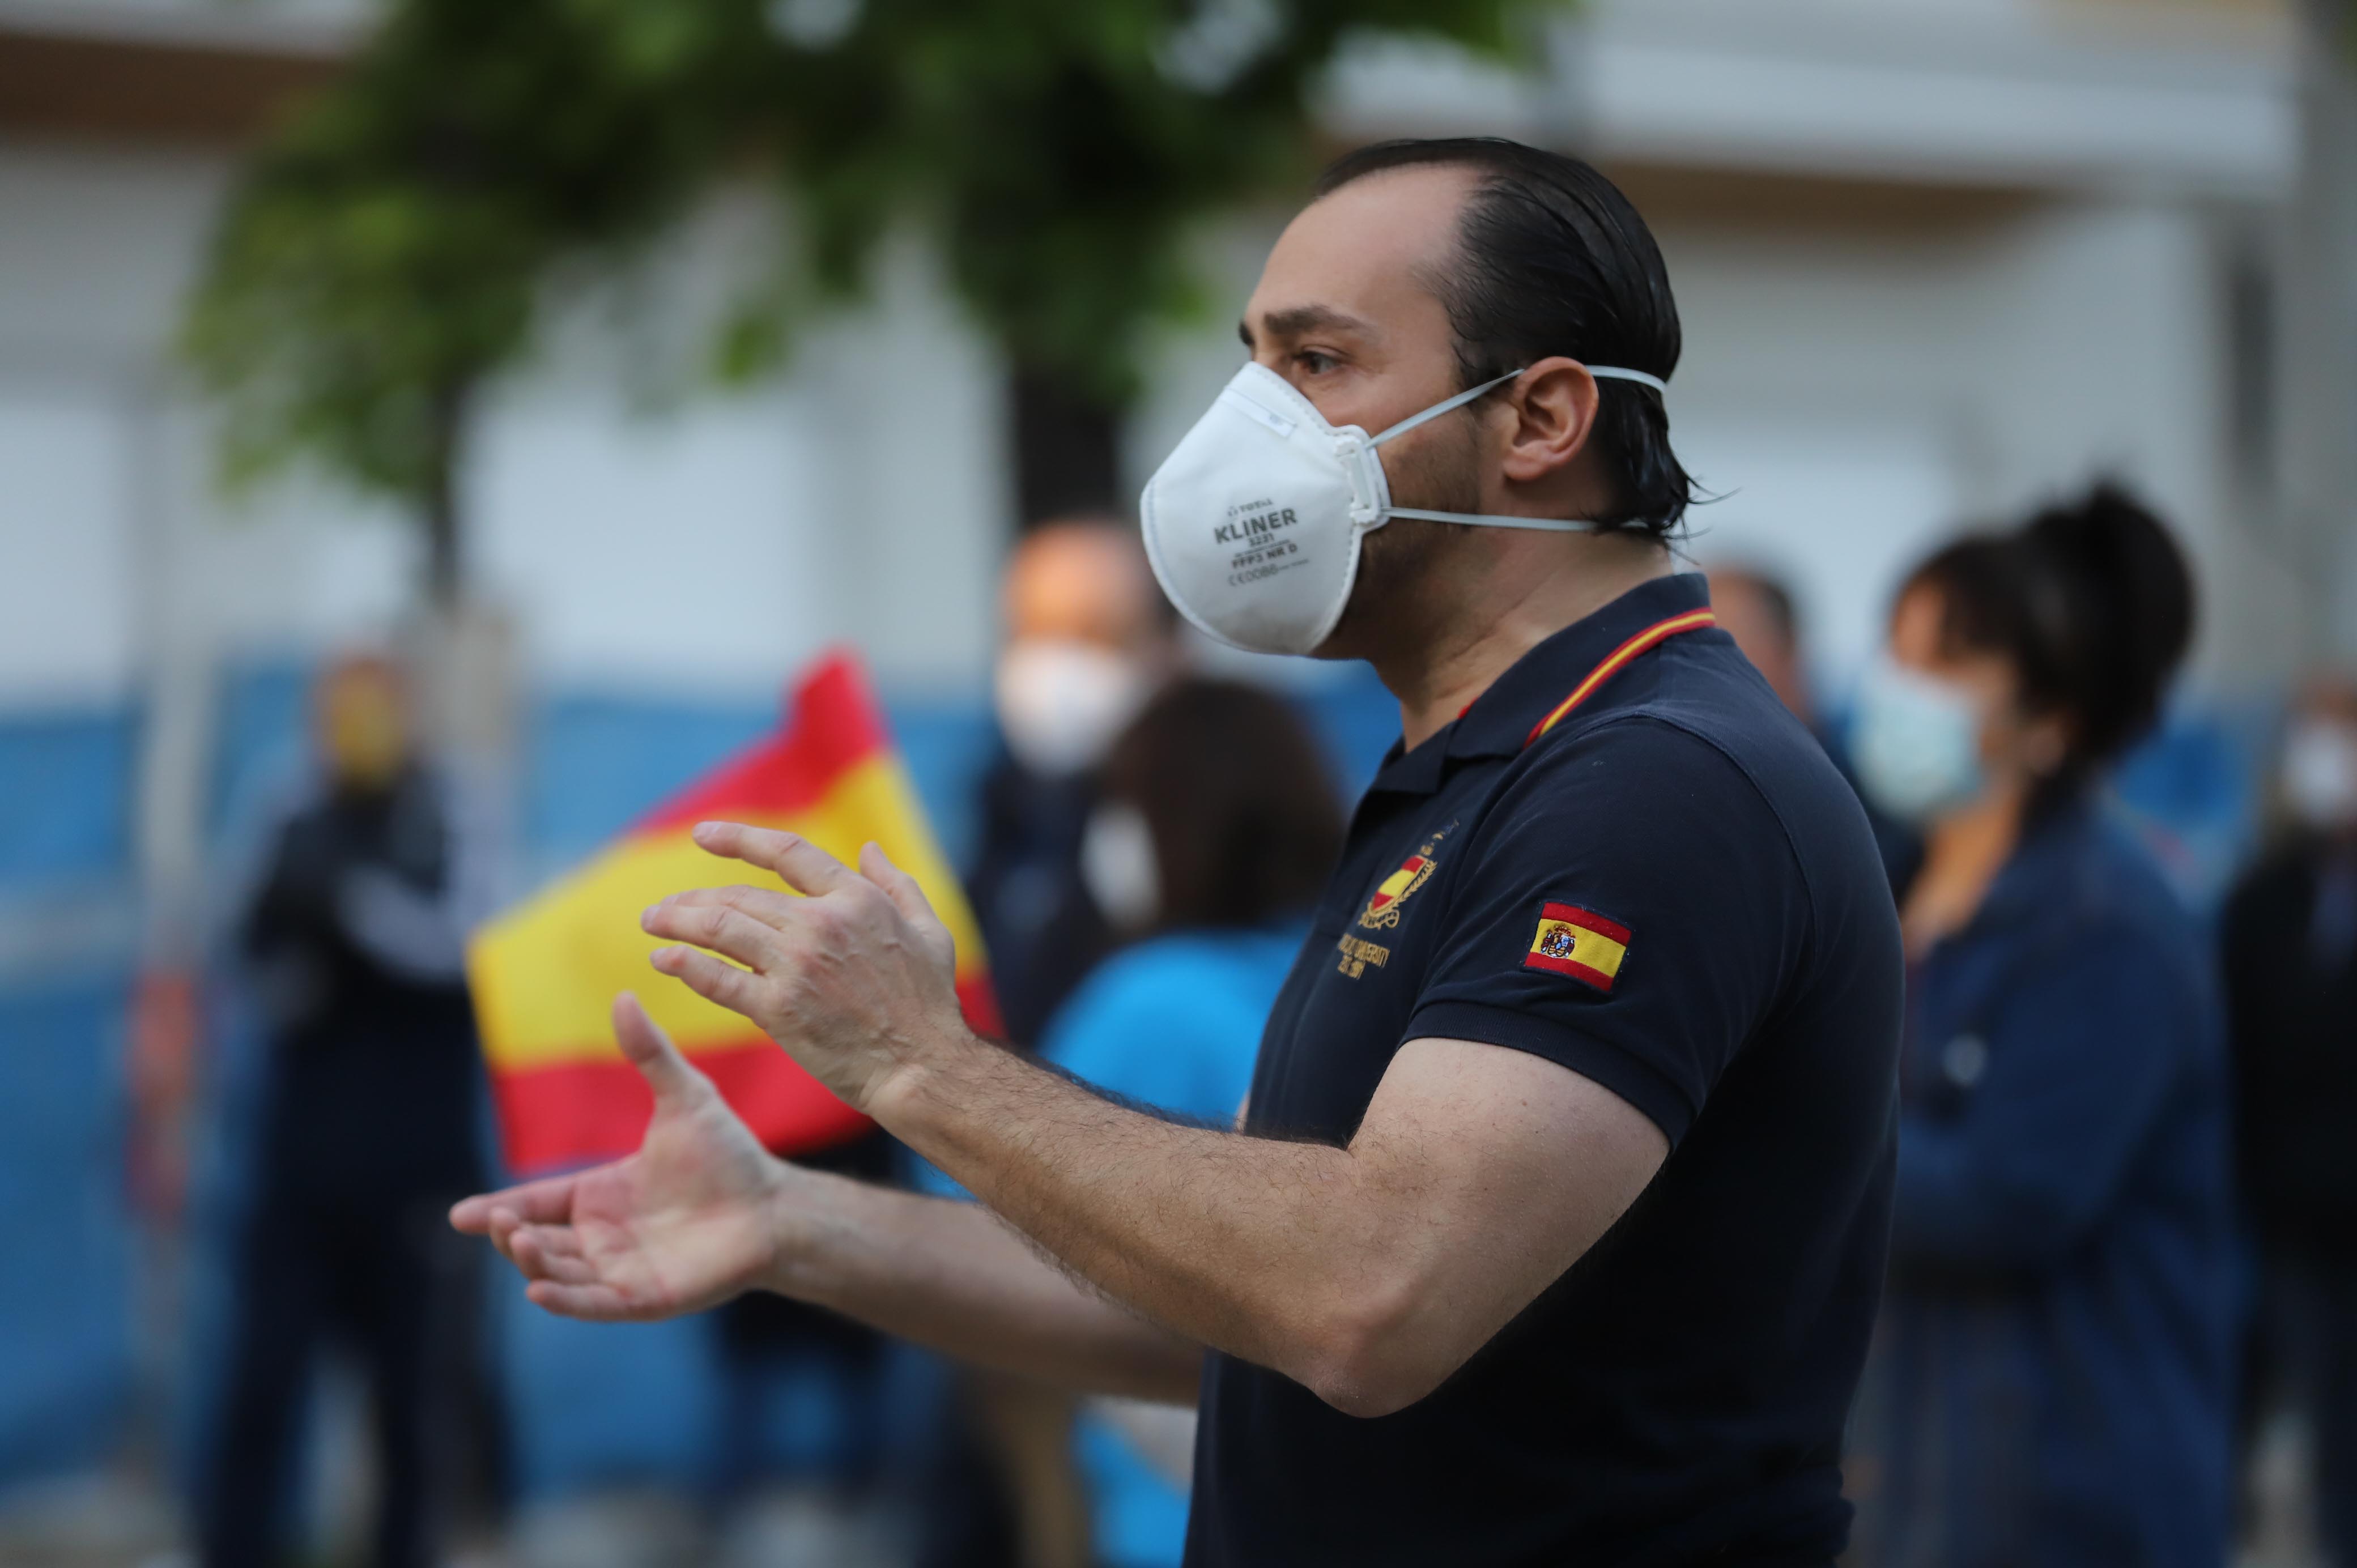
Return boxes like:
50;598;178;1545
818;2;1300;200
7;0;2357;1564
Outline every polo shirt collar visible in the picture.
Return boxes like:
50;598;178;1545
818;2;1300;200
1367;572;1712;796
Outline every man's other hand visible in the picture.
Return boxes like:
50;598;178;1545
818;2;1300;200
450;993;784;1321
637;824;971;1117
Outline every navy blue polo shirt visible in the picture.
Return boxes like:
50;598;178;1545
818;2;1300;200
1186;572;1903;1567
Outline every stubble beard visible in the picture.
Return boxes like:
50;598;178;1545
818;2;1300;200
1319;410;1488;662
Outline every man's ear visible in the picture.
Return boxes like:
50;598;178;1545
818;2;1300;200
1497;358;1603;485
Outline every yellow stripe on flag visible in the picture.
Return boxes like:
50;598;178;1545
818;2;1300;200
470;752;984;1075
1529;918;1627;980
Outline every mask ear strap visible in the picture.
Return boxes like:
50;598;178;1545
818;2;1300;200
1369;369;1523;446
1590;366;1668;394
1382;508;1601;532
1369;363;1668;448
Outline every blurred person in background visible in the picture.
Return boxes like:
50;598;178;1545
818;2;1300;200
972;517;1180;1052
1844;485;2235;1567
201;654;492;1568
1049;679;1344;1568
1711;560;1924;892
1705;563;1814;725
923;518;1178;1568
2224;670;2357;1566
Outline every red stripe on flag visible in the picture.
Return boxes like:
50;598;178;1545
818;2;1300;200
955;973;1006;1041
1524;949;1616;988
1540;901;1630;944
491;974;1006;1174
494;1038;873;1174
636;650;891;833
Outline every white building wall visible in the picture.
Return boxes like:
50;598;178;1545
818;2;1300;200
0;146;1009;717
465;198;1008;704
1568;0;2294;198
0;383;143;706
1658;193;2273;690
0;143;430;709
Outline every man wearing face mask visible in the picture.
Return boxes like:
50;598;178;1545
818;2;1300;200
974;517;1176;1053
2225;672;2357;1567
205;654;495;1568
458;138;1904;1566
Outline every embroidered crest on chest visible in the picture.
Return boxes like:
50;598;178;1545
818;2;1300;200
1337;825;1454;978
1357;853;1436;930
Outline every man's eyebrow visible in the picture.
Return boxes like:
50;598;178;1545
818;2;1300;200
1243;305;1378;344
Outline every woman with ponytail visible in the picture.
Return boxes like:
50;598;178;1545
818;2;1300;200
1842;485;2236;1566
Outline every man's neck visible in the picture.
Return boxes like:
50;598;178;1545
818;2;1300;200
1376;536;1675;751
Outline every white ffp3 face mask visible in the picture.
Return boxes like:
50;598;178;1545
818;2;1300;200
1138;360;1669;656
995;640;1150;777
1080;802;1160;931
2283;719;2357;831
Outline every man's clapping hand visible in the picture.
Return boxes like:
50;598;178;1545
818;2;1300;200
636;823;975;1118
450;993;786;1322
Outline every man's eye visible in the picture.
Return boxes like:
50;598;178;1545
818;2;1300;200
1296;351;1339;375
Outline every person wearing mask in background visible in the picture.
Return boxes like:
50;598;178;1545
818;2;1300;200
203;654;493;1568
1843;485;2235;1567
928;518;1178;1568
973;517;1180;1053
1711;560;1923;891
2224;671;2357;1567
1053;680;1345;1568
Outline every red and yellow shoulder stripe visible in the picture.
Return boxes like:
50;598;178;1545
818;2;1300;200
1524;607;1714;748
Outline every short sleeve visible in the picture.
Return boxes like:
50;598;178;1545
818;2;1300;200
1405;718;1807;1144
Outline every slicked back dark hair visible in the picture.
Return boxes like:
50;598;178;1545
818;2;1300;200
1314;137;1696;537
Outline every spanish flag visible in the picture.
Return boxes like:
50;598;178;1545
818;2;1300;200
1524;902;1630;992
468;651;999;1175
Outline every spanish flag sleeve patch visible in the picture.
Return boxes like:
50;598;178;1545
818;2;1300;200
1525;902;1631;992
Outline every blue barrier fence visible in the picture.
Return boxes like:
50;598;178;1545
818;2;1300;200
0;705;139;1494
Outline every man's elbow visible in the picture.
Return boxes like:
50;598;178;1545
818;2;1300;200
1290;1285;1455;1420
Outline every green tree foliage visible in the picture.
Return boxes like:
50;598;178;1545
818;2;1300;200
184;0;1543;596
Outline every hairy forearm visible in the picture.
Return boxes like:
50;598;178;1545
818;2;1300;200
764;1163;1203;1403
631;829;1661;1418
874;1036;1420;1414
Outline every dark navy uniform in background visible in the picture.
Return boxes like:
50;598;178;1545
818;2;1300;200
205;766;487;1568
1187;573;1904;1567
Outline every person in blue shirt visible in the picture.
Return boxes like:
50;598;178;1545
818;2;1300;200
1047;678;1344;1568
1843;484;2237;1567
